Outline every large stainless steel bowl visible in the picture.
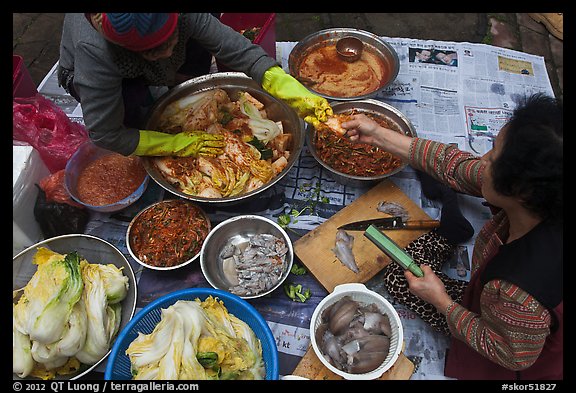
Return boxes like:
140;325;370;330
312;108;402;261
144;72;305;205
307;100;417;188
13;234;137;380
288;28;400;101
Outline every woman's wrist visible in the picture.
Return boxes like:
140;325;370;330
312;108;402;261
436;297;456;316
378;127;413;161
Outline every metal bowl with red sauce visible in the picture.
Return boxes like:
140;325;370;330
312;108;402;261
126;199;211;270
288;28;400;101
307;100;417;188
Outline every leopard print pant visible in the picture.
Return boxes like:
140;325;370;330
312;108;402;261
382;230;467;336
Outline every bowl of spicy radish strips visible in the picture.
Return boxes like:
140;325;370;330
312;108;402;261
126;199;211;271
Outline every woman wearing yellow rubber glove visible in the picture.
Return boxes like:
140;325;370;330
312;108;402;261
59;14;332;157
261;66;333;128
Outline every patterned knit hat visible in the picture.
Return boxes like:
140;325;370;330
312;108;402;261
96;13;178;52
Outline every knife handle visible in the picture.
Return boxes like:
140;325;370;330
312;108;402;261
403;220;441;229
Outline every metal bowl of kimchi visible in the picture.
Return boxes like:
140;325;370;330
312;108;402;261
308;100;417;188
144;72;305;205
126;199;211;271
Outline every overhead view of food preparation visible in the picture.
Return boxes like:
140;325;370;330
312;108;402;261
13;12;563;384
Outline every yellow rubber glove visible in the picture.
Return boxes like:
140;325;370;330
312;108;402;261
134;130;225;157
261;66;333;128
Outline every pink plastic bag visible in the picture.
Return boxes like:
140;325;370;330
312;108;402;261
13;94;89;173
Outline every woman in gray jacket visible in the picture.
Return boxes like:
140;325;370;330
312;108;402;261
58;13;331;157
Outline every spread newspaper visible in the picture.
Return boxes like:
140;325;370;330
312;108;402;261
35;36;554;380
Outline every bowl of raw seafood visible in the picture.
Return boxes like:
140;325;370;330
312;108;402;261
200;214;294;300
310;283;403;380
105;287;279;380
126;199;211;271
12;234;137;380
288;28;400;101
308;99;417;188
143;72;305;206
65;140;149;213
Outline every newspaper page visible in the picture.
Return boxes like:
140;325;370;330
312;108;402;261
36;36;553;379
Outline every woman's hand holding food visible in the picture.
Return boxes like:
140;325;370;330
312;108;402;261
404;264;454;315
262;66;333;127
342;114;413;161
134;130;225;157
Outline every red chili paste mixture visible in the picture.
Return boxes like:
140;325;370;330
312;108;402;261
129;200;210;268
76;153;147;206
298;44;388;97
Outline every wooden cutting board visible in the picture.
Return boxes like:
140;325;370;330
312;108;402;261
293;179;432;292
292;345;415;380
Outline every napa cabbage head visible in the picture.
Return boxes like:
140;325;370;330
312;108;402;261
13;304;34;378
75;262;114;365
239;94;281;144
198;297;264;380
14;249;83;344
93;263;129;304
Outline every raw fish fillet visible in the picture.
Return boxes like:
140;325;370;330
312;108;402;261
332;229;360;273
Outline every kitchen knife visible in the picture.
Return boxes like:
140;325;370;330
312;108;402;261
364;224;424;277
338;216;440;231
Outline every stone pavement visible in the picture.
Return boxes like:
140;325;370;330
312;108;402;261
13;13;563;100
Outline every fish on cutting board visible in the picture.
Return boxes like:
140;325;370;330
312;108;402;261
332;229;359;273
377;201;410;221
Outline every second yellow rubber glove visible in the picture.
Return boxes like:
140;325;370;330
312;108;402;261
261;66;333;128
133;130;225;157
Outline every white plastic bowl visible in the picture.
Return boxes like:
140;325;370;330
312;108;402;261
309;283;403;380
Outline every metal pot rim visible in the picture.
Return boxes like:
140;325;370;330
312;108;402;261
288;28;400;102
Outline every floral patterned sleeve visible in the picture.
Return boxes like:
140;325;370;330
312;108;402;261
446;280;552;371
409;137;485;197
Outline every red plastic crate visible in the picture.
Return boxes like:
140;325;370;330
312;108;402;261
217;13;276;72
13;54;37;98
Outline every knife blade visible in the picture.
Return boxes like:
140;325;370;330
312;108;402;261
337;216;440;231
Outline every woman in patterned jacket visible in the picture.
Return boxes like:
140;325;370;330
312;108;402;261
342;93;562;380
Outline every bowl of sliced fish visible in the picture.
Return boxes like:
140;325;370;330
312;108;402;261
12;234;137;380
144;72;305;205
310;283;403;380
199;214;294;300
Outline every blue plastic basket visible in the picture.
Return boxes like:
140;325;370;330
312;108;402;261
104;288;279;380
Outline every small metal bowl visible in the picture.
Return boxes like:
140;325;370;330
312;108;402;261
200;215;293;300
336;36;363;62
126;199;211;271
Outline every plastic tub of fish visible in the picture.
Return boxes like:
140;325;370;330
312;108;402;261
200;214;293;299
310;283;403;380
13;234;137;380
105;287;279;380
